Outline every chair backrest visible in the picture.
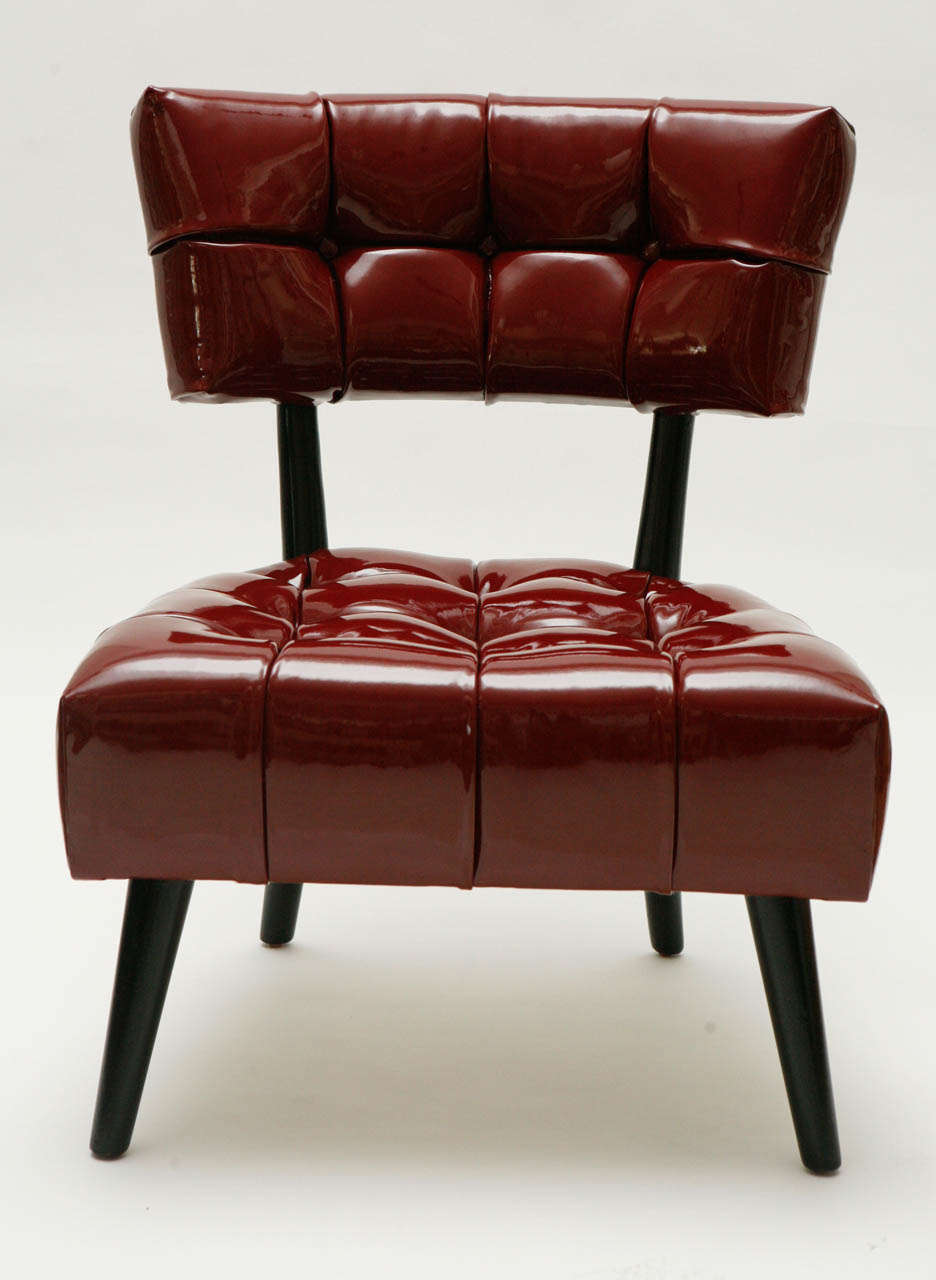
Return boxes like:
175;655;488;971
132;89;854;416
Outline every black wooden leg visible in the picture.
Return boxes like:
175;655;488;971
645;890;684;956
261;882;303;946
90;878;193;1159
746;895;841;1174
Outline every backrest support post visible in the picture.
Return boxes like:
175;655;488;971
277;403;328;560
633;409;696;580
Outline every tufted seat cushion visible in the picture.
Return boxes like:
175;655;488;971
59;550;889;900
133;89;854;415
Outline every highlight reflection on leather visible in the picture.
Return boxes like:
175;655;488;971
647;100;856;272
487;252;643;401
132;87;330;252
487;96;653;249
627;258;825;415
646;582;890;899
336;248;486;396
475;561;675;891
58;551;890;901
133;89;855;414
58;559;307;883
267;552;478;887
327;95;488;246
155;241;343;403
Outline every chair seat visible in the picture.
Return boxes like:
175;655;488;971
58;549;890;900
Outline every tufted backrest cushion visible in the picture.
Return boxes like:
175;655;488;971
132;88;854;415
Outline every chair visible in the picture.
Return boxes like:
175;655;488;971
58;89;890;1169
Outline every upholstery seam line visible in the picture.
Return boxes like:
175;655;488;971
259;555;311;883
481;94;492;401
149;230;824;270
471;561;482;886
152;231;667;257
149;233;826;278
325;257;347;403
623;104;658;403
643;574;678;892
667;648;680;894
150;229;335;256
655;246;829;276
321;99;349;403
622;259;650;405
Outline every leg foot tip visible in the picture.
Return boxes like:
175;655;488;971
802;1153;842;1176
648;922;685;956
90;1138;130;1160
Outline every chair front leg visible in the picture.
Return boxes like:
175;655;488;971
645;890;684;955
90;878;193;1159
746;895;841;1174
260;882;303;946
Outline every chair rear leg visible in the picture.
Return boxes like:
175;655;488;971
90;878;193;1159
746;895;841;1174
260;882;303;946
645;890;684;956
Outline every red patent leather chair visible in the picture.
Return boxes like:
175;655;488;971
59;90;890;1170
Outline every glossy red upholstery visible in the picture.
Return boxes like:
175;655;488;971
59;551;889;901
132;89;854;414
476;561;675;891
58;559;306;883
266;551;478;887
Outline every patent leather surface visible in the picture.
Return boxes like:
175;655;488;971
155;240;343;403
132;88;330;252
132;89;854;414
487;96;653;250
487;251;642;401
648;100;855;272
646;582;890;898
627;258;825;415
266;552;478;886
475;561;675;890
336;248;486;397
59;551;890;900
326;95;487;245
58;560;306;882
